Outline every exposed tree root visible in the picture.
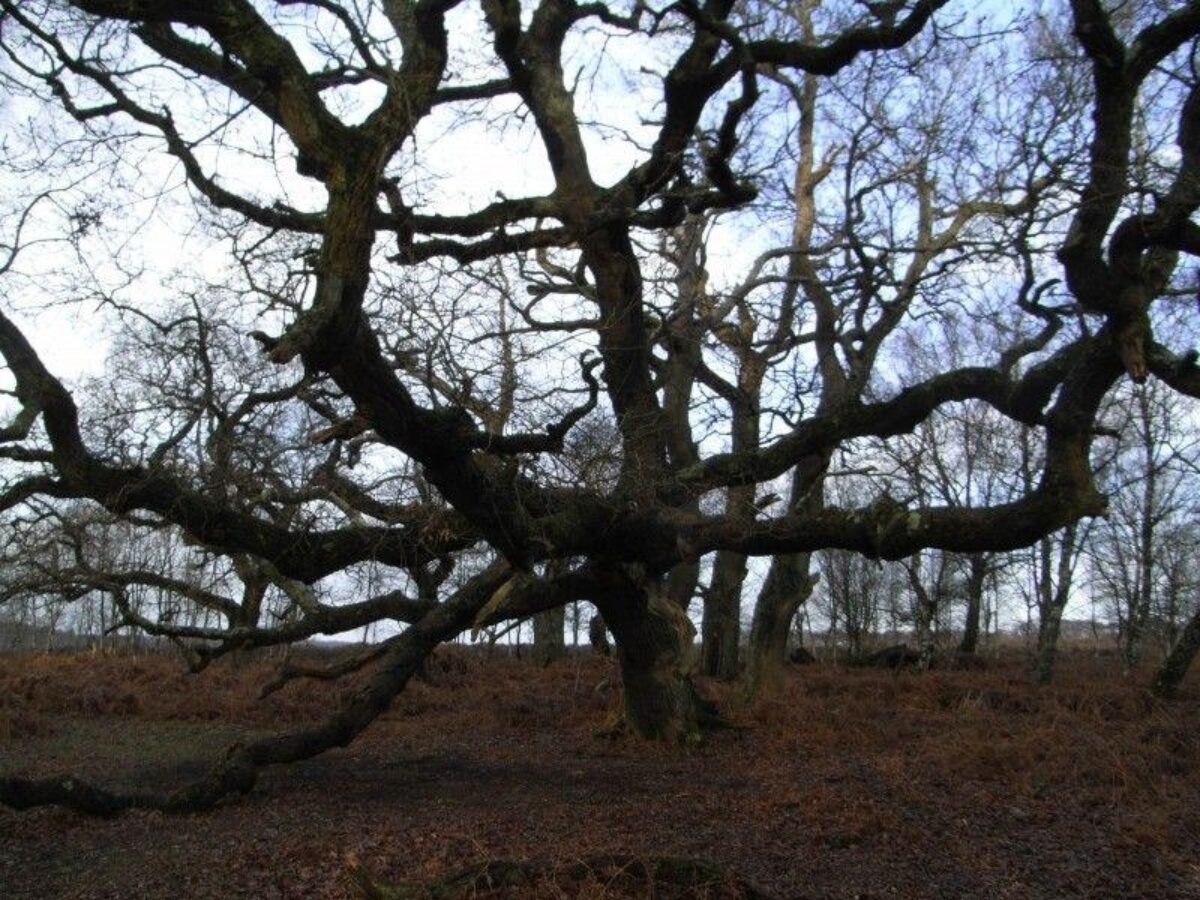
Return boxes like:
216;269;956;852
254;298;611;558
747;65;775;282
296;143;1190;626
346;854;778;899
0;565;510;816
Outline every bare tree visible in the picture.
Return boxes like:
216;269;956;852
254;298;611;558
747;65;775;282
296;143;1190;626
1089;378;1200;668
0;0;1198;815
818;546;900;660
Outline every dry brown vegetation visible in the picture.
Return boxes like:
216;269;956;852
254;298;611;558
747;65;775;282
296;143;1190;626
0;646;1197;899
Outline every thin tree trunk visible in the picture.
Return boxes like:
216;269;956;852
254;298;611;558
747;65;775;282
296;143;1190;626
959;593;981;656
957;554;987;658
914;600;937;670
660;217;704;619
904;557;938;670
1033;523;1079;685
1125;386;1158;670
1035;600;1067;685
701;362;761;681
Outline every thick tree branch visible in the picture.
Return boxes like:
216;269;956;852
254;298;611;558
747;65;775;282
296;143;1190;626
0;563;510;816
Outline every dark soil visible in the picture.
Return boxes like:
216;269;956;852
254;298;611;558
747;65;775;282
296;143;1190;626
0;648;1197;899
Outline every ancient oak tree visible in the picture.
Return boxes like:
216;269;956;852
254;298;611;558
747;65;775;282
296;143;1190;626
1;0;1199;812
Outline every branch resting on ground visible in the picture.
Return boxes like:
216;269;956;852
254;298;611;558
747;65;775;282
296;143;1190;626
0;564;510;816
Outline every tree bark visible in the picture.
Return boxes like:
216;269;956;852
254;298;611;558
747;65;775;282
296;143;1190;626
904;558;938;670
702;550;745;680
745;552;817;696
532;606;566;665
957;553;988;658
1035;600;1066;685
1151;605;1200;699
597;571;710;742
666;558;700;611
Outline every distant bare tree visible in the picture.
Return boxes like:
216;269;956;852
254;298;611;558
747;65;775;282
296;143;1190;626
1090;380;1200;668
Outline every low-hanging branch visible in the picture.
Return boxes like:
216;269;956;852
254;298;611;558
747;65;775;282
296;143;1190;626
0;563;511;816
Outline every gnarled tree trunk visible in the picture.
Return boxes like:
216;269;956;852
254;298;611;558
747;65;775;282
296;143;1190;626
597;570;710;742
745;551;817;696
744;459;827;695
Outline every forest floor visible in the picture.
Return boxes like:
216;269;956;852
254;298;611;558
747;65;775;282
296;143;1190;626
0;645;1197;899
